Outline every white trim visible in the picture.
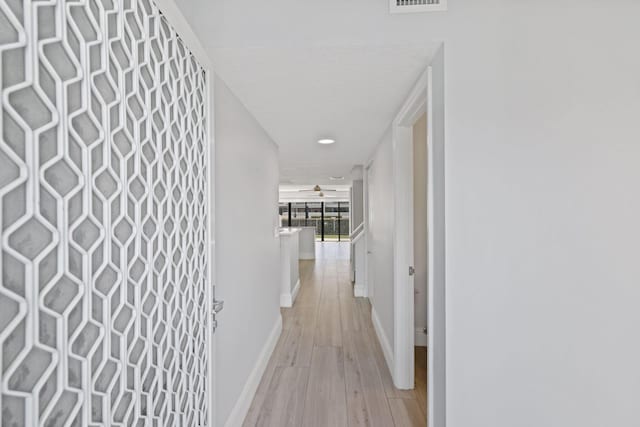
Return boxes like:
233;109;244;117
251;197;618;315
292;278;301;304
224;315;283;427
362;161;372;299
415;328;429;347
205;71;217;427
354;284;366;298
427;64;437;427
390;71;428;389
280;279;301;307
395;72;428;127
427;47;447;427
372;307;394;375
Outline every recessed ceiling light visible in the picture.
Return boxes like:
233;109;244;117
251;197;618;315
329;176;344;181
317;138;335;145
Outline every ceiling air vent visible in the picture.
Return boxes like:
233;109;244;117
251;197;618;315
390;0;447;14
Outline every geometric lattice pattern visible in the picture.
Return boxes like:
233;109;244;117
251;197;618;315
0;0;209;425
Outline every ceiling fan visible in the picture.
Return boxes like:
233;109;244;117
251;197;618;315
297;185;337;193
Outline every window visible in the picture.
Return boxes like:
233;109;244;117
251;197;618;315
280;201;350;241
324;202;350;241
305;202;323;239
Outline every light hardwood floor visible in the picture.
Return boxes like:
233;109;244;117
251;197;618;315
243;242;427;427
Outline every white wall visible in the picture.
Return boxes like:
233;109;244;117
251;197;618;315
413;113;428;340
367;128;395;350
443;5;640;426
214;76;281;427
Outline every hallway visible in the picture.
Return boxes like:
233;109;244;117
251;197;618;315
243;243;427;427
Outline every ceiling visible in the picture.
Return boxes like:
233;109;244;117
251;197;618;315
210;45;439;185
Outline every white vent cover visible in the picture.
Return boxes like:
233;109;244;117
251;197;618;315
390;0;447;13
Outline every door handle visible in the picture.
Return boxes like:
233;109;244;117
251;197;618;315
211;299;224;332
212;299;224;314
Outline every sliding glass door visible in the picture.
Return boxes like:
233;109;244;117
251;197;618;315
280;201;350;241
324;202;350;241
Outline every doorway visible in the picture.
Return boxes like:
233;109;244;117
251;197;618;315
390;48;446;427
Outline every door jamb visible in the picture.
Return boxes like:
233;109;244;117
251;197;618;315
205;69;217;427
362;160;373;298
426;51;446;427
392;59;446;427
153;2;217;426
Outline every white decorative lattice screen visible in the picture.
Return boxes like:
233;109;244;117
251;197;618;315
0;0;210;425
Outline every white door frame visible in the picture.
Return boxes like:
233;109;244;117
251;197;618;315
392;59;446;427
153;2;218;425
362;161;372;298
426;48;446;427
204;70;217;427
391;71;427;389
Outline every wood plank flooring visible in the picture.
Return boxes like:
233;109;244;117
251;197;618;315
243;242;427;427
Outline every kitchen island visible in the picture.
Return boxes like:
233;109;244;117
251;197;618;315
279;228;301;307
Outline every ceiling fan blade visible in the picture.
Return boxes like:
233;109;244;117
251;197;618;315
294;186;339;193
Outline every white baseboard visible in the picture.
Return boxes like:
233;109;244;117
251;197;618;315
224;314;283;427
353;283;366;297
299;252;315;260
415;328;428;347
371;306;394;376
292;278;301;304
280;279;300;308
